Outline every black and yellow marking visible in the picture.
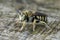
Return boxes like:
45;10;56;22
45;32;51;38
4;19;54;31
22;10;48;23
40;16;41;21
37;16;40;19
35;12;47;23
36;16;45;21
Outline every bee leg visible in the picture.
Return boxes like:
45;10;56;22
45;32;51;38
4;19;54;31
40;21;50;29
33;19;36;31
33;24;35;31
45;23;50;29
19;21;26;32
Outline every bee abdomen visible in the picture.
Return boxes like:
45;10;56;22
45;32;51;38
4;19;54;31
34;12;48;23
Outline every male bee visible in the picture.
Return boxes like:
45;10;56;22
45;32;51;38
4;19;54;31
17;10;50;32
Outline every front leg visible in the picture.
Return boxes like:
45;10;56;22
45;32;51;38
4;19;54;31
19;21;26;32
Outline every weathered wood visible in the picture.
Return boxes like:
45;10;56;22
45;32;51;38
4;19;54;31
43;21;60;39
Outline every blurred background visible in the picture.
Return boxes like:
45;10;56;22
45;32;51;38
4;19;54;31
0;0;60;17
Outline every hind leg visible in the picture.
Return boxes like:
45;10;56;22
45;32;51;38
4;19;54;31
40;21;50;29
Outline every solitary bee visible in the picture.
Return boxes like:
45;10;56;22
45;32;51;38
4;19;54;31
17;10;50;31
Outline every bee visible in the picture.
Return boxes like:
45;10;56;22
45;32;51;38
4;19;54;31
17;10;50;32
